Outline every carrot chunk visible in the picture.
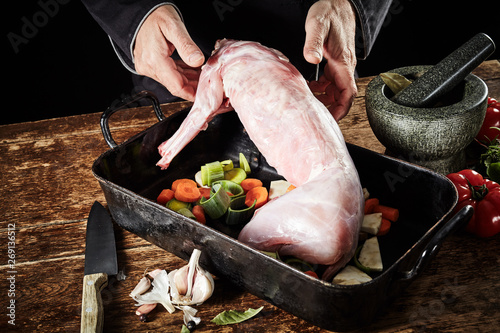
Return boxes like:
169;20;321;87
198;187;211;200
364;198;380;214
157;189;175;205
192;205;206;224
240;178;263;193
174;182;201;202
172;178;197;192
245;186;268;209
373;204;399;222
377;218;391;236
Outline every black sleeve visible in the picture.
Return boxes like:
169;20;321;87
349;0;393;59
81;0;176;71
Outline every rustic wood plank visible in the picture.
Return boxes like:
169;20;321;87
2;230;498;333
1;60;499;333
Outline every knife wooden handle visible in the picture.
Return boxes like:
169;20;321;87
81;273;108;333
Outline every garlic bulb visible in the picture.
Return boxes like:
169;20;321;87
169;249;215;306
130;249;214;325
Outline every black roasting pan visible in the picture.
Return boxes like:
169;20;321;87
92;92;472;331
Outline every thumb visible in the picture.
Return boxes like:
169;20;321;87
303;4;328;65
165;20;205;67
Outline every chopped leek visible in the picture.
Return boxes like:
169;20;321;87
200;165;208;186
225;196;256;225
199;184;231;219
284;258;314;272
205;161;224;186
221;159;234;171
212;180;244;198
239;153;251;174
223;168;247;184
166;199;192;212
177;207;196;220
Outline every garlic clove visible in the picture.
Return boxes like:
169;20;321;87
135;303;157;316
190;271;214;304
148;268;163;279
172;265;190;296
129;276;151;298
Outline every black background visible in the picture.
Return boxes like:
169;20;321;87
4;0;499;125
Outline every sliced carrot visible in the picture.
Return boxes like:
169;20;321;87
373;204;399;222
364;198;380;214
240;178;263;193
304;270;318;279
377;218;392;236
172;178;197;192
286;184;296;192
157;189;175;205
198;187;211;200
174;182;201;202
192;205;206;224
245;186;268;209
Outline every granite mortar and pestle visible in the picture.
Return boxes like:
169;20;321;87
365;32;496;175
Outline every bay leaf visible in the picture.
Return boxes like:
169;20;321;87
211;306;264;325
380;72;413;95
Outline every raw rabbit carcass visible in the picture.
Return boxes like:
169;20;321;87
157;39;364;280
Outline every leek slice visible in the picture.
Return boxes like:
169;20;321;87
285;258;314;272
239;153;251;174
199;184;230;219
166;199;192;212
201;165;208;186
177;207;196;220
223;168;247;185
221;159;234;171
212;180;244;198
205;161;224;186
225;196;256;225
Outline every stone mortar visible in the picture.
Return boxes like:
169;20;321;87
365;65;488;175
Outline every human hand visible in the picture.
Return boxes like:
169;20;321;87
133;5;205;101
304;0;358;121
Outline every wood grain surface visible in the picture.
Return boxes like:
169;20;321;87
1;60;499;333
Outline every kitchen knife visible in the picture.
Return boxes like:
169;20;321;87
81;201;118;333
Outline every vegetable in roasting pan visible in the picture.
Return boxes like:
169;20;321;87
157;153;400;284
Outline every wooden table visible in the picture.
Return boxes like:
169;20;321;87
1;60;499;333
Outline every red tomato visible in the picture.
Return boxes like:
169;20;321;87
476;97;500;143
447;169;500;238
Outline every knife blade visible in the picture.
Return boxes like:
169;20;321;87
81;201;118;333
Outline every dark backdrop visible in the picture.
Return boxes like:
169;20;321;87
4;0;499;125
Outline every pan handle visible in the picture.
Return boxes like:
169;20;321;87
398;205;473;281
100;90;165;149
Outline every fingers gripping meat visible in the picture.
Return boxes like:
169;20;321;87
156;39;364;280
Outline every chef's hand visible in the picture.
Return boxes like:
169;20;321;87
133;5;204;101
304;0;358;121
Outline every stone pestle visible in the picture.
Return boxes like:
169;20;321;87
392;33;496;108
